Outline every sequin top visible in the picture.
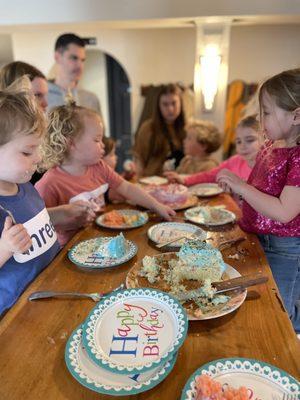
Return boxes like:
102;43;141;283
240;142;300;237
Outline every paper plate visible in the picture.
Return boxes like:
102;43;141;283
68;237;138;269
181;358;300;399
82;288;188;375
126;254;247;320
96;210;148;229
139;176;168;185
65;326;177;396
147;222;206;248
184;206;236;226
189;183;223;197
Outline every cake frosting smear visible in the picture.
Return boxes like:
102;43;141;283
95;233;127;258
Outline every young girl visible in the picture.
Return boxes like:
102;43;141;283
164;115;260;186
103;136;118;170
171;120;221;174
0;80;60;316
35;104;175;246
218;69;300;333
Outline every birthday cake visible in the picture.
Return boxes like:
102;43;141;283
194;375;249;400
95;233;127;258
136;240;230;316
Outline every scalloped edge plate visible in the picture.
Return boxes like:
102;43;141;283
96;210;149;230
65;325;177;396
184;206;236;226
68;237;138;269
147;222;206;248
82;288;188;375
181;358;300;399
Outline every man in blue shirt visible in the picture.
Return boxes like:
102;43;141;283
47;33;101;114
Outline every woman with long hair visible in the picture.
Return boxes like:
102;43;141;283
134;83;186;176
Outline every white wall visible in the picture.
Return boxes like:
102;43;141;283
228;24;300;84
1;0;300;25
79;49;110;134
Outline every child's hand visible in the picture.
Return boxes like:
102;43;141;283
153;203;176;221
0;217;32;254
163;171;184;184
62;201;96;229
217;169;247;195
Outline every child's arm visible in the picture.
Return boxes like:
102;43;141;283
0;217;32;268
217;170;300;223
116;181;176;220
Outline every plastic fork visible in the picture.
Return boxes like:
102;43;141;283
156;228;206;248
28;284;124;302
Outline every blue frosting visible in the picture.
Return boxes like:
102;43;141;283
178;240;226;273
95;233;127;258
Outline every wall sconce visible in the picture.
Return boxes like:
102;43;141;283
200;44;221;111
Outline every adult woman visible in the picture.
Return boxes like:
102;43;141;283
0;61;48;111
134;83;186;177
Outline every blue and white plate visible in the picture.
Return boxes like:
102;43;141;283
68;237;138;269
82;288;188;375
96;209;148;229
65;326;177;396
184;206;236;226
181;358;300;399
147;222;206;248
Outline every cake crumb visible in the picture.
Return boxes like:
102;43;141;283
47;336;56;345
227;253;240;260
60;331;68;340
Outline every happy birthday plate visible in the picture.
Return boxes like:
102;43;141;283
82;288;188;375
65;326;177;396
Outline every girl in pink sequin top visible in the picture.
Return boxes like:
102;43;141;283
218;68;300;333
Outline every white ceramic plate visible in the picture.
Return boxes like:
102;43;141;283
96;210;148;229
189;183;223;197
139;176;168;185
147;222;206;248
181;358;300;399
65;326;177;396
68;237;138;269
82;288;188;375
184;206;236;226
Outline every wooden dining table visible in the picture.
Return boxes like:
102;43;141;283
0;193;299;399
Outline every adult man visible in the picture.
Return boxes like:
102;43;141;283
47;33;101;113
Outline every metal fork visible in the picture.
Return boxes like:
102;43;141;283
0;204;17;224
28;284;124;302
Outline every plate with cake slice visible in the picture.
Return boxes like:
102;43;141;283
68;234;138;269
184;206;236;226
126;240;247;320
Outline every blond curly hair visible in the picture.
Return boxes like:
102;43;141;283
39;104;99;170
0;76;46;145
185;120;222;154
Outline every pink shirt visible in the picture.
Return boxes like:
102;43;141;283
35;160;124;245
184;154;252;186
240;142;300;237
